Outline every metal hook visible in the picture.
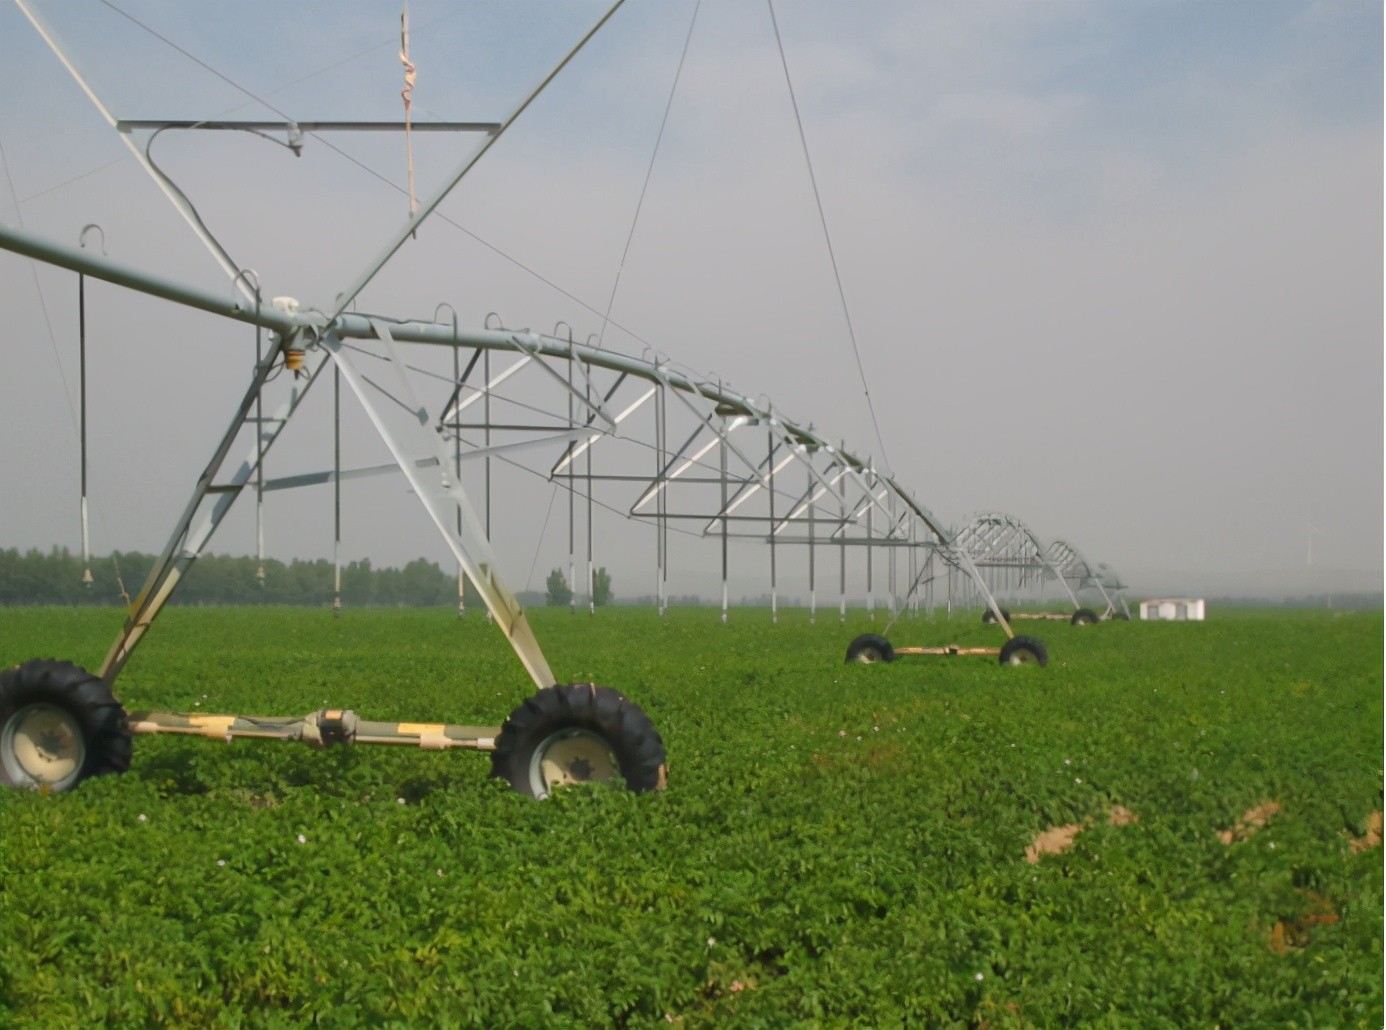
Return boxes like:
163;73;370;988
586;333;603;351
233;268;262;309
484;312;504;331
78;224;107;255
433;303;459;339
554;320;574;343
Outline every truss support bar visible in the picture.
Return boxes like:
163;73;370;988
336;322;555;690
127;709;501;750
98;335;328;682
894;647;1000;658
507;333;616;431
116;120;503;134
326;0;629;321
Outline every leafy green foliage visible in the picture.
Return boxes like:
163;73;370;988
546;568;573;607
593;567;613;607
0;607;1380;1025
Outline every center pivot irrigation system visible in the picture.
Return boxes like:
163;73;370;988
0;0;1060;797
1041;540;1132;621
839;513;1060;668
837;513;1141;667
954;513;1101;627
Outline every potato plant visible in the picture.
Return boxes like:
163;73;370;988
0;606;1380;1026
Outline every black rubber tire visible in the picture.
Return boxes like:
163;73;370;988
981;607;1012;626
1070;608;1099;627
490;684;667;799
844;634;894;664
998;636;1048;667
0;659;131;792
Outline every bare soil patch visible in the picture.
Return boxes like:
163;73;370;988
1350;810;1382;853
1106;804;1139;826
1026;823;1085;863
1026;805;1140;862
1218;800;1281;844
1269;890;1340;954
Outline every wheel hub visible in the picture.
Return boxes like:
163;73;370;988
530;728;617;797
2;703;85;789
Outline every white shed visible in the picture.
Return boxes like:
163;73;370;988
1141;598;1206;621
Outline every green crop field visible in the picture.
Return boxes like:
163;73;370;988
0;605;1380;1026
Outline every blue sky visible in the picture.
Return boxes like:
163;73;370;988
0;0;1380;598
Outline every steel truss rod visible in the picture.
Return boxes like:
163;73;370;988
338;321;555;686
99;338;330;681
115;120;502;134
259;431;583;493
326;0;628;322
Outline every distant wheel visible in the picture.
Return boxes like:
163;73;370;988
0;659;131;792
998;636;1048;667
844;634;894;664
1070;608;1099;627
491;684;667;799
982;607;1011;626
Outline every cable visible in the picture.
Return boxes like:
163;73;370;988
597;0;702;349
766;0;892;476
524;484;560;590
18;158;125;206
0;133;79;438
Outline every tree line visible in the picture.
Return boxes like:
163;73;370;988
0;547;484;608
544;567;613;607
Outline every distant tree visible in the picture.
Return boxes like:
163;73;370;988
402;557;448;605
592;567;613;607
342;558;373;605
545;568;573;607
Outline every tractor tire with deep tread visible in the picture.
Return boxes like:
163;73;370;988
490;684;667;799
844;634;895;664
0;659;131;792
982;607;1012;626
998;636;1048;667
1070;608;1099;627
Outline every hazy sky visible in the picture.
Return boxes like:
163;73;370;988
0;0;1380;601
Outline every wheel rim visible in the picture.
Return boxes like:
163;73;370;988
1005;647;1039;666
2;703;85;790
528;728;618;798
854;647;884;664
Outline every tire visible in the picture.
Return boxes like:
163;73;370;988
1070;608;1099;627
490;684;667;799
844;634;894;664
0;659;131;792
998;636;1048;667
981;607;1011;626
